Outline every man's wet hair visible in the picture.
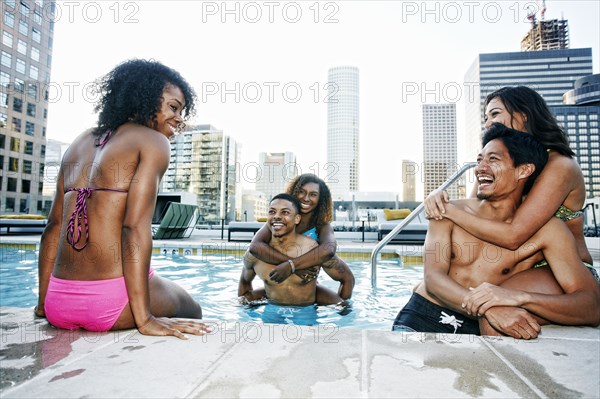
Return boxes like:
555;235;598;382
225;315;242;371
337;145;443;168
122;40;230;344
270;193;302;215
482;123;549;195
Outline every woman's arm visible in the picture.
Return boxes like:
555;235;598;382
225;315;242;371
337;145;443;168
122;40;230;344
267;223;338;282
423;188;450;220
463;219;600;326
442;156;577;250
248;225;289;264
269;224;337;283
121;130;191;336
36;169;65;317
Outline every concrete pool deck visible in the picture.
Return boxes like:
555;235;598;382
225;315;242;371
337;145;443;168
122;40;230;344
1;307;599;398
0;233;599;398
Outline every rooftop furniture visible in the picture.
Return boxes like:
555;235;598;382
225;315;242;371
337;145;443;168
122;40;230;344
375;209;428;244
152;202;199;239
227;222;265;242
0;216;47;235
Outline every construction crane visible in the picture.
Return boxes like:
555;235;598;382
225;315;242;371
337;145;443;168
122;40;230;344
527;0;547;25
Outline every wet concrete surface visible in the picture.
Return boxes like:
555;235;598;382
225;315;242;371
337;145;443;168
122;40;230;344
1;308;598;398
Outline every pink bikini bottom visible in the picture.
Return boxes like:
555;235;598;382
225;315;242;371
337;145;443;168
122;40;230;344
45;269;155;332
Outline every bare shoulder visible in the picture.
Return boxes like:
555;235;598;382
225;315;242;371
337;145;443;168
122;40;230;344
545;153;582;177
296;234;319;252
61;128;95;158
449;198;478;213
118;124;171;149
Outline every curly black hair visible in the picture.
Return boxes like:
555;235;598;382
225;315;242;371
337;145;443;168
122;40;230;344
93;59;196;136
285;174;333;230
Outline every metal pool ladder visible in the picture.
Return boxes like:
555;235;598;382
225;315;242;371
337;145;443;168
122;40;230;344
370;162;477;289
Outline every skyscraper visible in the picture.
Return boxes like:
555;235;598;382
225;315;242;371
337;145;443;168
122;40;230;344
551;74;600;198
162;125;240;223
1;0;56;214
255;151;297;199
327;66;359;199
422;104;458;199
464;48;593;163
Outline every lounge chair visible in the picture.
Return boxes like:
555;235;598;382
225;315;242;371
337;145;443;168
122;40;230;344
0;216;47;234
227;221;265;242
152;202;199;239
376;209;428;244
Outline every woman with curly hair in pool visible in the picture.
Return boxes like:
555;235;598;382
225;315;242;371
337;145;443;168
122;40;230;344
249;174;355;304
36;59;210;339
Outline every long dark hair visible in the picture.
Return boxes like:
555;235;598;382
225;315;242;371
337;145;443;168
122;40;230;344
285;174;333;230
484;86;574;157
94;59;196;136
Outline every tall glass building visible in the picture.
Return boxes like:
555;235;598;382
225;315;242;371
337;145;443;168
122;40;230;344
1;0;55;214
327;66;359;200
551;74;600;199
464;48;593;163
162;125;240;223
422;104;459;200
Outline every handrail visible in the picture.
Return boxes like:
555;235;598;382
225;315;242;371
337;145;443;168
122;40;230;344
370;162;477;289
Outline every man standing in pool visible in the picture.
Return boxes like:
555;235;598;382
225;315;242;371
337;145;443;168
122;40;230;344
239;194;348;306
392;124;600;338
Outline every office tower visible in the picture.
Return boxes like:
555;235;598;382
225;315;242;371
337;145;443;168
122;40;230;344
327;66;359;199
422;104;458;199
1;0;56;214
162;125;239;223
464;48;593;163
401;160;417;202
551;74;600;198
255;151;297;199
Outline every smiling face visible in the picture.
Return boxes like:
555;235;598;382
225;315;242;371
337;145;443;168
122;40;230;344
476;138;523;200
296;182;320;215
267;198;301;237
484;97;527;132
151;84;185;138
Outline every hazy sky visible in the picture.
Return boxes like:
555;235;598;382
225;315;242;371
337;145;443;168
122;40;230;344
45;0;600;197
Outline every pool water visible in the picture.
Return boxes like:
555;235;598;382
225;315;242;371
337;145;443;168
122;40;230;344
0;248;423;331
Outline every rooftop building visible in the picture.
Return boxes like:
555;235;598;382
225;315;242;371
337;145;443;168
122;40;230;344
1;0;56;214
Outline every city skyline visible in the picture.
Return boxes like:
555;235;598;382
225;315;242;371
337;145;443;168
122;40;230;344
42;1;600;197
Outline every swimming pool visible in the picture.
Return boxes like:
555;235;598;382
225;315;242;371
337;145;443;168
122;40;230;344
0;247;422;331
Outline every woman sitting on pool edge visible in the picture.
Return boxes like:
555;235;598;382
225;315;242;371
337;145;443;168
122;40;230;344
36;59;209;339
248;174;355;304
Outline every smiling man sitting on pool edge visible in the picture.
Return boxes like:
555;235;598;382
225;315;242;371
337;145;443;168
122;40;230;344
238;193;350;306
